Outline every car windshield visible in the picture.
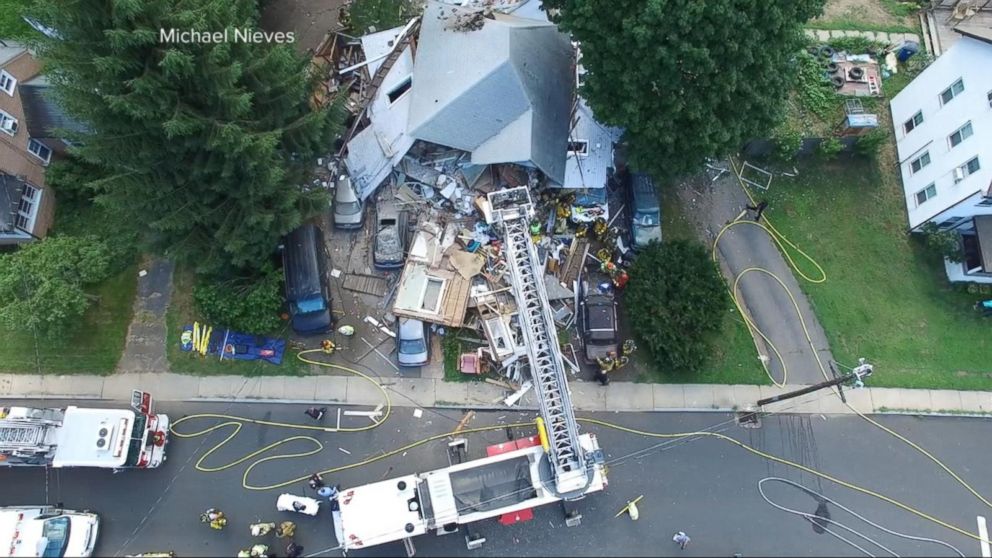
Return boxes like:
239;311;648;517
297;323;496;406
633;210;659;227
39;516;70;558
400;337;427;353
337;201;361;215
574;188;608;207
294;296;326;314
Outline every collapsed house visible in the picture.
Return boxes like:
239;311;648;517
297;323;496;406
317;0;622;385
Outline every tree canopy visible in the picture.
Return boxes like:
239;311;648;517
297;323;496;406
27;0;345;275
543;0;824;179
0;235;113;336
624;240;729;374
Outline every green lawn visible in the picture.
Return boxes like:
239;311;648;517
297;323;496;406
0;266;137;374
632;185;767;385
759;159;992;390
166;267;305;376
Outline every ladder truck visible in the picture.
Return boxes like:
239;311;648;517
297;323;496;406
333;188;606;554
0;391;168;469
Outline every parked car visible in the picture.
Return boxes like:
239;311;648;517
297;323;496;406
627;172;662;250
332;176;364;230
281;224;332;335
374;198;407;269
396;318;429;367
578;282;619;363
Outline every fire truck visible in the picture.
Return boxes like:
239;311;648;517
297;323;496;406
0;391;168;469
0;506;100;558
333;189;608;555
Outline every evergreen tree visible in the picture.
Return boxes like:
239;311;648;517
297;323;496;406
543;0;824;179
27;0;345;274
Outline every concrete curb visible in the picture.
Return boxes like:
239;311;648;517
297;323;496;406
4;372;992;418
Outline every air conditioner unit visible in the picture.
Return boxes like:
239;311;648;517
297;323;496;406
95;422;112;451
953;167;965;182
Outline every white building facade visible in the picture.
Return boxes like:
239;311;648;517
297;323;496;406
890;31;992;283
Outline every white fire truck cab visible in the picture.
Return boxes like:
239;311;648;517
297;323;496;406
0;506;100;558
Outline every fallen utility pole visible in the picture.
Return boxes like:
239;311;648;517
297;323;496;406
738;359;873;427
757;359;873;408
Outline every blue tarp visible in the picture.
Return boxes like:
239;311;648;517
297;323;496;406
181;325;287;365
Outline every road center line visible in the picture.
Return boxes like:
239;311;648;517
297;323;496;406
978;515;990;558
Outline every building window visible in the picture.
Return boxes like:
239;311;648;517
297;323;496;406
0;109;17;135
386;76;412;104
910;151;930;174
421;277;444;313
949;122;973;148
940;78;964;105
27;139;52;163
567;140;588;156
915;183;937;206
938;216;965;229
988;90;992;109
966;157;981;175
904;111;923;134
14;184;39;231
0;70;15;96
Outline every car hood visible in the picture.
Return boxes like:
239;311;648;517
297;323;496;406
633;224;662;247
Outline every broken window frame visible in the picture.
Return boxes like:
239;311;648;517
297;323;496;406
420;276;445;314
567;140;588;156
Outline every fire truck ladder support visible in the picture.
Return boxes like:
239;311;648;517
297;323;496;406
487;187;590;496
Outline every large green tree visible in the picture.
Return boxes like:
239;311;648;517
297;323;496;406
544;0;824;179
0;235;112;336
27;0;344;274
625;240;729;374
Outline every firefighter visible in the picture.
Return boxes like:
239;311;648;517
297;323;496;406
200;509;227;530
249;522;275;537
276;521;296;539
595;352;618;386
622;339;637;357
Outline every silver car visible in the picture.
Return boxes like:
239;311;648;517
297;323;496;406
397;318;429;367
333;176;364;230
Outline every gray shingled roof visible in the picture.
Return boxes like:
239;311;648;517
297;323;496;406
0;173;26;233
19;77;86;139
407;1;573;183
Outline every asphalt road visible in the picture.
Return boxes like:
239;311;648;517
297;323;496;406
2;400;991;557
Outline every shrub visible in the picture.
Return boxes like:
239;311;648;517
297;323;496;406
624;240;729;374
920;222;964;263
853;128;888;158
817;137;844;160
192;265;284;333
772;125;803;161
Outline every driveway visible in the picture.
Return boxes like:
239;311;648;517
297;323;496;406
676;161;836;386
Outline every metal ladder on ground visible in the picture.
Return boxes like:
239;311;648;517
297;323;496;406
487;187;590;496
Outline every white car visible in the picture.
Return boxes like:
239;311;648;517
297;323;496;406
332;176;364;230
397;318;429;367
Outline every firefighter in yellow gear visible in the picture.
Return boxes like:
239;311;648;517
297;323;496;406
595;352;618;386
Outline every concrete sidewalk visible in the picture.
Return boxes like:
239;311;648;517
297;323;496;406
3;373;992;417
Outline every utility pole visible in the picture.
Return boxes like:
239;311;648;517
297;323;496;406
738;359;873;427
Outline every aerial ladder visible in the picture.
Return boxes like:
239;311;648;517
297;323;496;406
486;187;591;496
333;187;605;555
